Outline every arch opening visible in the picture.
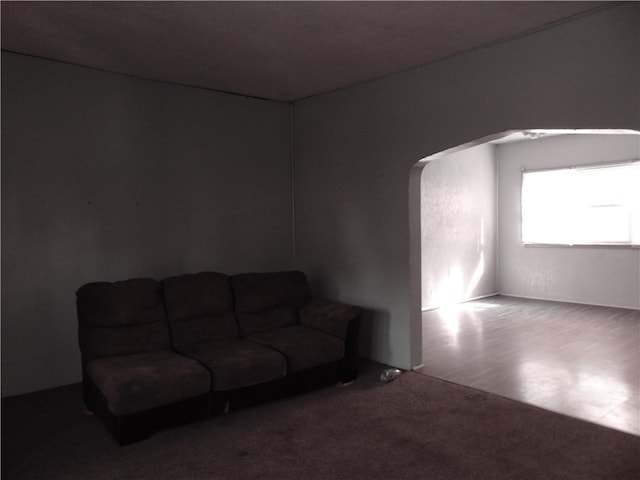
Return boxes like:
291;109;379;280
409;128;640;369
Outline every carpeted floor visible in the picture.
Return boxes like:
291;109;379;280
2;360;639;479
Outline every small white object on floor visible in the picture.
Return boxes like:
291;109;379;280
379;368;402;383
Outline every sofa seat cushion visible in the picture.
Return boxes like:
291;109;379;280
246;325;345;373
87;350;211;416
180;340;287;391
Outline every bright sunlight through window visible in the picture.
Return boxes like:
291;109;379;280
522;161;640;246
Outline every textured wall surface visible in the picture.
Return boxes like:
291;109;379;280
421;143;497;309
1;53;292;396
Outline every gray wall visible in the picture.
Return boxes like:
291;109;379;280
1;53;292;396
497;134;640;309
421;144;497;309
293;3;639;369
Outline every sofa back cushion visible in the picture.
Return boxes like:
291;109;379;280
163;272;238;350
231;271;310;337
76;278;170;362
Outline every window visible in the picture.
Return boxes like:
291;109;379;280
521;161;640;246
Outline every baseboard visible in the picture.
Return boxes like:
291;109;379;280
422;292;638;312
498;293;640;311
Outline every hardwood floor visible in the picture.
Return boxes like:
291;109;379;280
415;295;640;435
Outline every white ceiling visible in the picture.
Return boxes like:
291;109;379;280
1;1;615;102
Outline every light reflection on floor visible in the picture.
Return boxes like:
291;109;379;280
417;296;640;435
517;361;632;431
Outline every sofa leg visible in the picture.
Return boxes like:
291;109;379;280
337;362;358;385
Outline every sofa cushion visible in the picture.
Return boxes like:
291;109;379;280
80;322;171;361
299;298;363;340
77;278;169;361
181;340;287;391
231;271;310;337
87;350;211;416
246;325;345;373
163;272;238;350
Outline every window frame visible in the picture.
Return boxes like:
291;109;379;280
520;159;640;248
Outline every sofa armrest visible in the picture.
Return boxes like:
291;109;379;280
300;298;362;384
299;298;362;340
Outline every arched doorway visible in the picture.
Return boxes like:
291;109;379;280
408;128;639;434
409;128;640;368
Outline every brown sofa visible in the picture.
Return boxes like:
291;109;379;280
76;271;362;445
